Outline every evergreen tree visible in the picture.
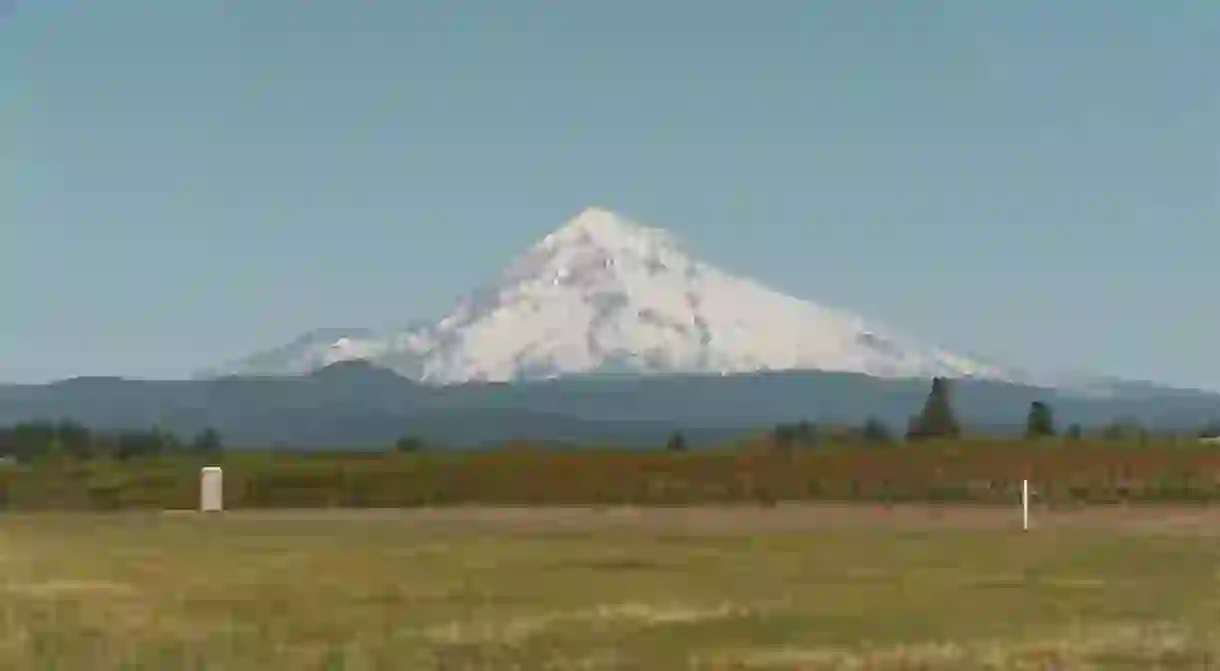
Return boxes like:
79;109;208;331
666;430;687;452
9;422;57;462
1025;401;1056;439
772;421;817;449
395;435;424;453
190;428;224;452
861;417;893;445
906;377;960;440
56;421;92;459
772;423;796;448
793;421;816;445
114;428;170;461
1199;420;1220;439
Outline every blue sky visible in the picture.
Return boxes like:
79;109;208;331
2;1;1217;388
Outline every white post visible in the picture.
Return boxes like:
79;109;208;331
200;466;224;512
1021;479;1029;531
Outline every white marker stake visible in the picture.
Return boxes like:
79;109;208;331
1022;479;1029;531
201;466;224;513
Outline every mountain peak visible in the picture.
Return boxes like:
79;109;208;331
538;207;684;260
562;206;638;235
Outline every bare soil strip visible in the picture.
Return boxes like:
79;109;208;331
133;503;1220;535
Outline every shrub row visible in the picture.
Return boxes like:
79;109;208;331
3;440;1220;510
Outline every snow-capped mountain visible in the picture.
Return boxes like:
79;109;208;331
206;207;1018;384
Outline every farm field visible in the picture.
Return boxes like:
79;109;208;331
3;505;1220;669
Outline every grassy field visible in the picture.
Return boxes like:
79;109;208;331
3;506;1220;669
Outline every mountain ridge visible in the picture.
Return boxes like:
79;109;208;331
4;362;1219;449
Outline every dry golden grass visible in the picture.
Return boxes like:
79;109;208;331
2;506;1220;669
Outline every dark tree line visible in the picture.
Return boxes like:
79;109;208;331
904;378;1218;443
0;421;223;463
766;377;1214;448
5;378;1218;462
771;418;893;448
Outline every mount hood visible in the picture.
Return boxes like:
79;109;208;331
206;208;1016;385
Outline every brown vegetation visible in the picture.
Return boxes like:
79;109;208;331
4;438;1220;511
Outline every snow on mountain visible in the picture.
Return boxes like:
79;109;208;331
197;328;382;378
207;207;1016;384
